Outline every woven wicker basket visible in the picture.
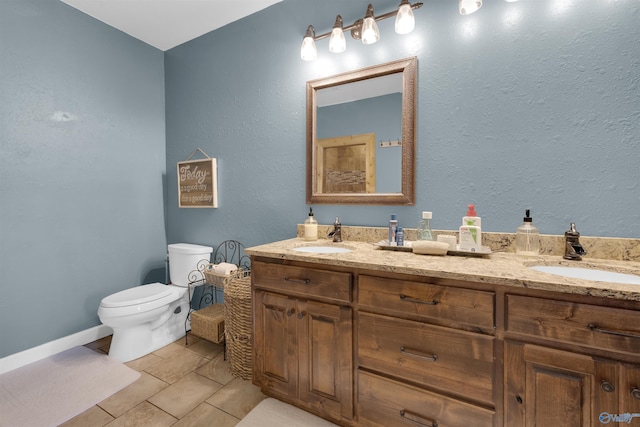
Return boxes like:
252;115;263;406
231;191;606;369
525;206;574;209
224;269;252;380
190;303;225;344
203;263;237;287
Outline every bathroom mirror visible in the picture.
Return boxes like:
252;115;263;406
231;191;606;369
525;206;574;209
306;57;417;205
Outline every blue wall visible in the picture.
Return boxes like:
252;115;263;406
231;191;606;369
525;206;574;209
1;0;638;359
165;0;639;246
0;0;166;358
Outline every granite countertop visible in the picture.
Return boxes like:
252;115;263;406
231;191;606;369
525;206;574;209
246;238;640;302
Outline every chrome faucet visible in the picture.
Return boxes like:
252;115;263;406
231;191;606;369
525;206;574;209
563;222;587;261
327;216;342;242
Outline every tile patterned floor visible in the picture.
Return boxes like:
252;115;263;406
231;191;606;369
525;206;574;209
60;335;266;427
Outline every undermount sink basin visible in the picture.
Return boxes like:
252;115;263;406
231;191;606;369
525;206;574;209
292;246;353;254
529;266;640;285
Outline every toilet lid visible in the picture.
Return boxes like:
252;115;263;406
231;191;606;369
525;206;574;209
101;283;177;308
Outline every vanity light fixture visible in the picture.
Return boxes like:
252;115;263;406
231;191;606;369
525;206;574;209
300;1;423;61
301;25;317;61
395;0;416;35
329;16;346;53
459;0;483;15
361;4;380;45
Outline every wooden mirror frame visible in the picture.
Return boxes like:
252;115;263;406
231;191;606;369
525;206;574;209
306;57;417;205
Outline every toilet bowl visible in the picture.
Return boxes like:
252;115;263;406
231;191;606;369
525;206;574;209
98;243;213;362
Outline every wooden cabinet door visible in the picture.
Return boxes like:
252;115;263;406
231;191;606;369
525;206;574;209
253;290;298;398
620;364;640;421
505;341;619;427
298;299;353;422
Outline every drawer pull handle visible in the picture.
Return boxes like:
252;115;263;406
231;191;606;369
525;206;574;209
588;323;640;339
632;388;640;400
297;311;306;319
399;409;438;427
400;346;438;362
284;277;311;285
601;380;615;393
286;308;295;317
400;294;438;305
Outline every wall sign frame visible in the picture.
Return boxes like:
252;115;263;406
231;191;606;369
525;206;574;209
177;149;218;208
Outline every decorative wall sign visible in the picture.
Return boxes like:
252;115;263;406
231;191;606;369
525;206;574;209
177;149;218;208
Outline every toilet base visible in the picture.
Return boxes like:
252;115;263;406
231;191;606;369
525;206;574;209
107;298;189;362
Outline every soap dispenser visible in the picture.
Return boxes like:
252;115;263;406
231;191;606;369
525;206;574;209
459;204;482;252
417;211;434;241
304;207;318;241
515;209;540;256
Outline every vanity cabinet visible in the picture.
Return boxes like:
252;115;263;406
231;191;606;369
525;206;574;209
252;261;353;424
250;252;640;427
504;294;640;426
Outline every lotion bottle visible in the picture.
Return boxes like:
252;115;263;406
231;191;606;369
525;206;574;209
304;207;318;241
515;209;540;256
459;204;482;252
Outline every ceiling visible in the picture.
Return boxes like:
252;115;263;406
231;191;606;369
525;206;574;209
60;0;283;51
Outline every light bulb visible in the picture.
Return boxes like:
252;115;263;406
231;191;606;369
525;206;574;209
459;0;483;15
329;16;346;53
361;5;380;45
300;25;317;61
395;1;415;35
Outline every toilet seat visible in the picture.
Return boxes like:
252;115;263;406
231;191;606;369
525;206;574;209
100;283;177;308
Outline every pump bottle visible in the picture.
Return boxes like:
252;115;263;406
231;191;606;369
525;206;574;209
304;207;318;241
459;204;482;252
417;211;434;241
515;209;540;256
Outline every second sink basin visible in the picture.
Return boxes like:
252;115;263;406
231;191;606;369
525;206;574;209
529;265;640;285
293;246;353;254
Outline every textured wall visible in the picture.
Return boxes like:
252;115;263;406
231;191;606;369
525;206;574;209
0;0;166;357
1;0;638;359
165;0;639;248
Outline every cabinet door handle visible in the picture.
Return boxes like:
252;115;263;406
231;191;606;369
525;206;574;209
601;380;616;393
588;323;640;339
400;346;438;362
399;294;438;305
284;276;311;285
286;308;295;317
399;409;438;427
632;387;640;400
297;311;306;319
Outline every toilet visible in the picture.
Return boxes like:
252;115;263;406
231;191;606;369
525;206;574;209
98;243;213;362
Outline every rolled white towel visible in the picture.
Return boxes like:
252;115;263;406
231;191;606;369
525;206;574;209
211;262;238;276
412;240;449;256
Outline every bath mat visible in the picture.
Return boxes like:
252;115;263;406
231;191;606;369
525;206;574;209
237;398;340;427
0;346;140;427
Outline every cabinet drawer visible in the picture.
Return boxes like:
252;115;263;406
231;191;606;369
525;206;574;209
358;312;495;405
506;294;640;357
357;370;495;427
253;261;352;303
358;275;495;332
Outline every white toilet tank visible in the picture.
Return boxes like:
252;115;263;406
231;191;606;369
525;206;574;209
168;243;213;286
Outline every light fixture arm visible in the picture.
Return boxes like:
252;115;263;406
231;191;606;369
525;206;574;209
308;2;423;42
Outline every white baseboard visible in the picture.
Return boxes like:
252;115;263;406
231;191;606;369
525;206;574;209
0;325;113;375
